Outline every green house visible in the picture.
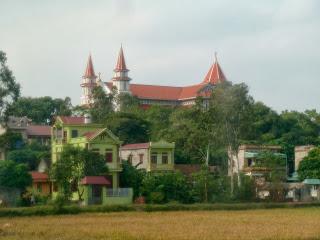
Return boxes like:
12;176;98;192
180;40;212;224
51;115;122;189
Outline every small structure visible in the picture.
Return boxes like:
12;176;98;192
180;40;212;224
120;140;175;172
0;116;51;160
229;144;286;176
294;145;315;171
30;171;51;195
80;176;133;205
302;179;320;201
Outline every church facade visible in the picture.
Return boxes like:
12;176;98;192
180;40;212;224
80;46;227;109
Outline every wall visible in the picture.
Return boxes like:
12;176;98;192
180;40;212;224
120;148;149;170
295;145;315;171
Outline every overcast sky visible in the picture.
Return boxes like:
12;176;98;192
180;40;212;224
1;0;319;112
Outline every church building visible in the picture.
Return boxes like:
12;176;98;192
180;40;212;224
80;46;227;108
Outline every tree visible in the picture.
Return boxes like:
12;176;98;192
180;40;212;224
7;96;72;124
119;160;146;198
298;147;320;180
209;82;254;193
89;86;115;123
0;51;20;123
0;160;32;190
8;149;40;170
106;112;151;144
192;165;216;202
141;172;193;203
50;146;108;200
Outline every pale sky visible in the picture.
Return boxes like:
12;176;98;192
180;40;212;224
1;0;319;112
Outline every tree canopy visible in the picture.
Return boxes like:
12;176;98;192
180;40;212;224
0;51;20;123
0;160;31;190
298;147;320;180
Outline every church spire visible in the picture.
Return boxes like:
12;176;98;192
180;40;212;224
202;53;226;84
83;54;96;78
114;45;129;72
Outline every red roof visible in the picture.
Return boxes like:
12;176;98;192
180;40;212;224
83;54;96;78
58;116;85;125
26;125;51;136
121;142;150;150
114;46;128;72
30;171;49;182
202;60;226;84
105;55;226;101
80;176;111;185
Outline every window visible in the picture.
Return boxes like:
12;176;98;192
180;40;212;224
37;183;42;193
162;152;168;164
105;149;113;163
63;131;67;143
128;154;133;164
71;130;78;138
248;158;253;167
151;152;157;164
92;148;100;153
139;153;144;163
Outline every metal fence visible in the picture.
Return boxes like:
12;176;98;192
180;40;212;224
106;188;130;197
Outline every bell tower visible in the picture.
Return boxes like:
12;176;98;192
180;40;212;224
111;45;131;94
80;54;97;106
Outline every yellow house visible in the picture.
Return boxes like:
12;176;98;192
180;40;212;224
51;115;122;189
120;140;175;172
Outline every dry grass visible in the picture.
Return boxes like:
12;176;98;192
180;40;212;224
0;208;320;240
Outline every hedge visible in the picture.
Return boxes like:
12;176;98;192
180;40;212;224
0;202;320;218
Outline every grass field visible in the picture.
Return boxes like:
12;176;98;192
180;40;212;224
0;208;320;240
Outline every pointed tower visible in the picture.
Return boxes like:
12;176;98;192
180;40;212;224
202;53;226;85
80;54;97;106
112;45;131;94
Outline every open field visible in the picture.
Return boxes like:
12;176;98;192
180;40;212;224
0;208;320;240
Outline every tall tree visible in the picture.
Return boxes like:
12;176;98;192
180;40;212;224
0;51;20;123
209;81;254;194
89;86;115;123
298;147;320;180
50;146;108;200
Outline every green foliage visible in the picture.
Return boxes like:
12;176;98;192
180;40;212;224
119;161;146;198
89;86;115;123
234;174;256;202
0;131;23;151
141;172;193;204
298;147;320;180
7;96;72;124
50;146;108;200
0;51;20;122
0;160;32;190
8;149;40;170
106;112;151;144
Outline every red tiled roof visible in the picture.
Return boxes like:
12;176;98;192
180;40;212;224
114;46;128;72
121;142;150;150
83;54;96;78
26;125;51;136
105;57;226;101
30;171;49;182
82;129;104;140
59;116;85;125
80;176;111;185
202;61;226;84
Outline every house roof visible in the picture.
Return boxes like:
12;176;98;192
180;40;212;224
80;176;111;185
303;179;320;185
58;116;85;125
121;142;150;150
201;58;226;84
83;54;96;78
114;46;128;72
26;125;51;136
30;171;49;183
